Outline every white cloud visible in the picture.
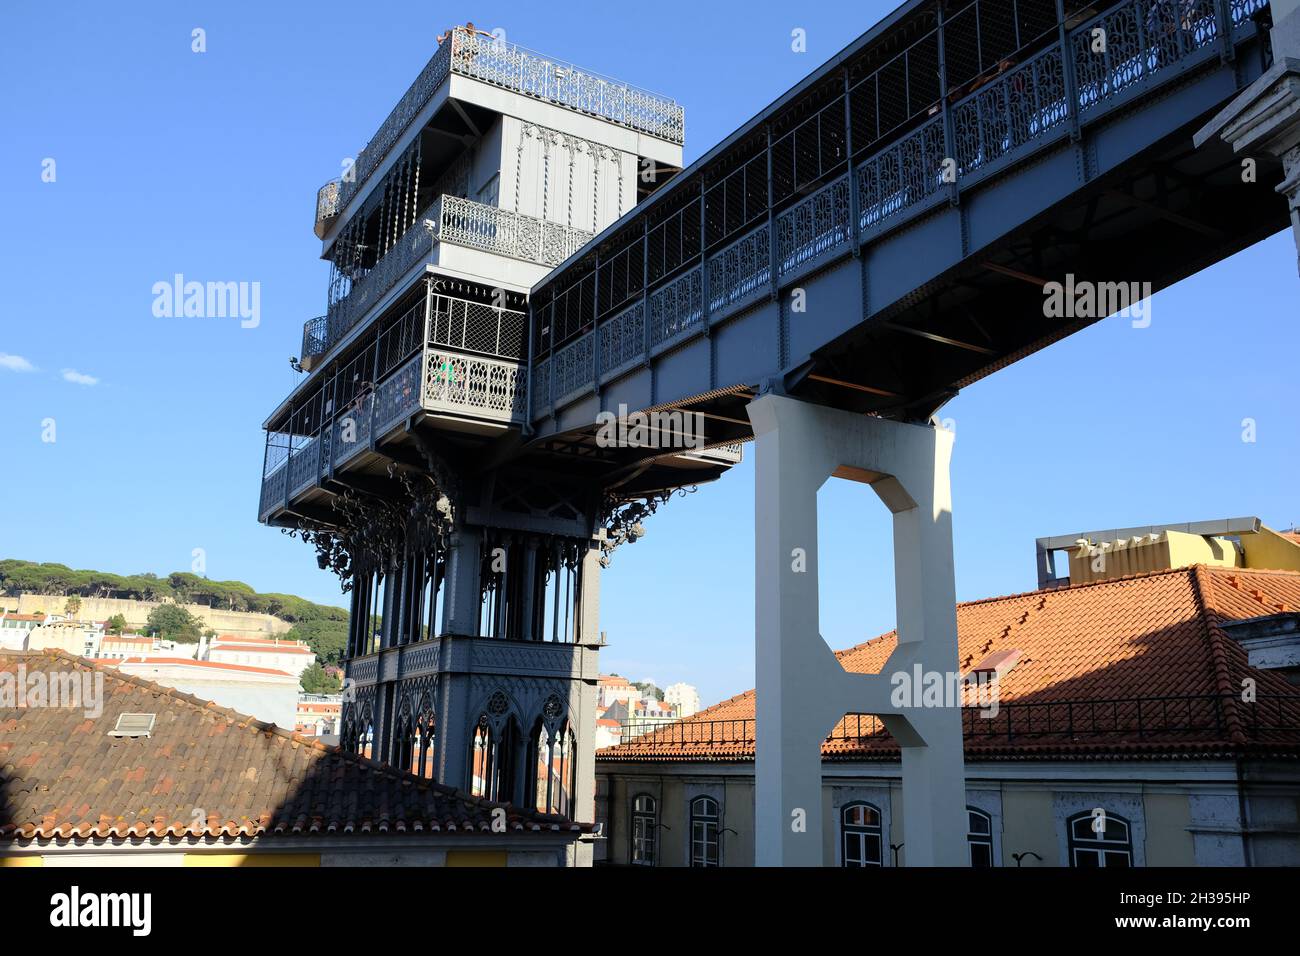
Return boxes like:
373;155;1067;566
61;368;99;387
0;353;35;372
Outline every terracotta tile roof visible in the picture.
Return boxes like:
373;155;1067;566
0;650;590;841
210;641;314;654
598;565;1300;764
95;657;296;678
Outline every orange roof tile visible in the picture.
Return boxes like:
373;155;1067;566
0;650;592;841
598;565;1300;763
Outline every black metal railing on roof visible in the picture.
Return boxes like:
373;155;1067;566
604;692;1300;754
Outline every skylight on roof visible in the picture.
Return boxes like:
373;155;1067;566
108;713;156;738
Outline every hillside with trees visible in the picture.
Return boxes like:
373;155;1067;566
0;559;350;675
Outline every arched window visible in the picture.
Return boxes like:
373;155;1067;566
392;710;414;772
967;807;994;867
413;708;436;779
1067;811;1133;867
690;796;721;867
530;718;578;817
469;717;518;800
631;794;658;866
841;802;883;867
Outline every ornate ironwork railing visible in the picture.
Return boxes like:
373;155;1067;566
604;693;1300;756
304;195;586;364
437;195;594;267
423;349;527;423
549;332;595;404
316;199;440;362
533;0;1268;418
451;30;684;146
315;180;341;238
336;28;682;216
648;266;703;347
708;224;770;312
300;315;327;364
598;300;645;376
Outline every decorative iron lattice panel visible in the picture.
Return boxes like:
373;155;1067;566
300;315;327;364
451;30;684;145
953;45;1068;175
1072;0;1220;113
315;180;340;229
856;116;946;234
598;301;645;375
288;436;319;497
375;355;423;436
1230;0;1268;24
437;195;594;267
334;393;373;467
423;350;526;422
708;223;771;312
648;266;703;346
776;175;852;275
550;334;595;402
259;465;287;519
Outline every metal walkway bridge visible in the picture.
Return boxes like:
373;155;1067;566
522;0;1283;482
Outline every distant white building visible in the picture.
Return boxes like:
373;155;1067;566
597;674;639;710
664;682;701;718
96;657;300;728
205;634;315;677
0;612;47;650
24;619;104;657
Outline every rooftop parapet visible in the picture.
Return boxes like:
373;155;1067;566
322;28;685;238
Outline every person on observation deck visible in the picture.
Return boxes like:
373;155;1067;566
437;21;494;46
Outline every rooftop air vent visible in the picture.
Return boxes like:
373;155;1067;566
108;713;156;738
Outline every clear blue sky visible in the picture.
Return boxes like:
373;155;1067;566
2;1;1296;706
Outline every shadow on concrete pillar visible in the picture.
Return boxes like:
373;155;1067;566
748;393;967;866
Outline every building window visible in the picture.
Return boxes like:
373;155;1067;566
631;794;657;866
1067;811;1133;867
967;807;994;867
841;802;883;867
690;796;720;867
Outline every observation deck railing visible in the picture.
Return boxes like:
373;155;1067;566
327;28;683;224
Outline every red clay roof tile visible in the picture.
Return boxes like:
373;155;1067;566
599;565;1300;763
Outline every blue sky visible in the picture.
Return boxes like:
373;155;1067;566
2;1;1296;706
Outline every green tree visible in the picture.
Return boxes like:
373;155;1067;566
63;595;82;618
146;604;205;643
286;619;349;667
300;662;342;694
105;613;128;635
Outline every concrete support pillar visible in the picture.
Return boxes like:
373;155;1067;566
747;393;967;867
1195;1;1300;273
441;527;482;636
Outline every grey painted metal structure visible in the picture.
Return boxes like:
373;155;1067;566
258;1;1292;865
